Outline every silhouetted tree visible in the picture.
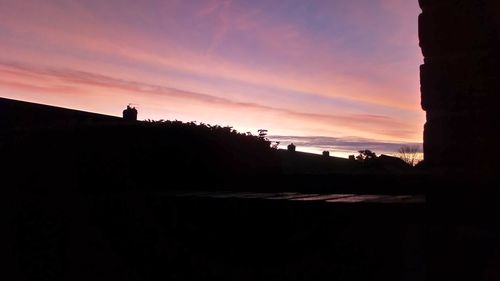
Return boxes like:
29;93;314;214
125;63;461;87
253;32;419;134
397;145;422;166
257;129;268;140
356;149;377;162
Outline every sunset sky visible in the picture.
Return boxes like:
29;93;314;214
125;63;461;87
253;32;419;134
0;0;424;157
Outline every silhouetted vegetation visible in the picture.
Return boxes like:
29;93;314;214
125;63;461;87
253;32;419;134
3;119;281;192
355;149;378;163
257;129;269;140
397;145;422;166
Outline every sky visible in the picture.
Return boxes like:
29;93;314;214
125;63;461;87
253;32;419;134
0;0;424;157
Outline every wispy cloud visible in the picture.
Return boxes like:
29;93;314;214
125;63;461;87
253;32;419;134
0;0;424;148
0;61;414;140
0;0;422;111
202;0;233;54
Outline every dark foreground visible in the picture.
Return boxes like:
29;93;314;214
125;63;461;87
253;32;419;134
6;185;500;281
7;190;425;281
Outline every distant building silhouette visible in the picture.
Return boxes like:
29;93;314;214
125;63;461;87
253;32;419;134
322;151;330;157
287;143;296;152
378;154;409;169
123;105;138;121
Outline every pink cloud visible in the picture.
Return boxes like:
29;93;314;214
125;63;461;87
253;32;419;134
0;0;424;145
0;0;421;112
0;62;418;140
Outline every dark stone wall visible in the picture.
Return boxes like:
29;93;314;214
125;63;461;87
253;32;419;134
419;0;500;174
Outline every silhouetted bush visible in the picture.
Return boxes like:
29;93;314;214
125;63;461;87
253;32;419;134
3;120;280;191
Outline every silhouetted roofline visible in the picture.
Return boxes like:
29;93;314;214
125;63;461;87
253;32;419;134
0;96;121;119
0;96;123;131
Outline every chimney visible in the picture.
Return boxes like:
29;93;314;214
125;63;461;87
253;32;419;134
123;105;138;121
